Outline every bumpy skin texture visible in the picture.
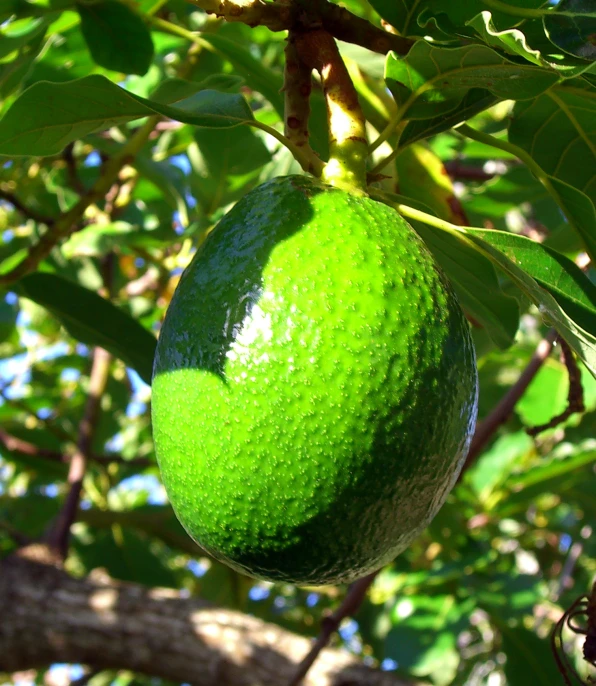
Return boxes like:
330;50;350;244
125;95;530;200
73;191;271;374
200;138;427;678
152;176;478;585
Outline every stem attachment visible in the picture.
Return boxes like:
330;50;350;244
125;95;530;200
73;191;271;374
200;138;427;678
295;30;368;192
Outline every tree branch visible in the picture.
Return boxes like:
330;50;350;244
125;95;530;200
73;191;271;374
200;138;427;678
288;572;378;686
0;427;152;469
46;347;112;559
0;188;56;226
527;337;585;436
0;548;415;686
460;328;558;476
183;0;413;54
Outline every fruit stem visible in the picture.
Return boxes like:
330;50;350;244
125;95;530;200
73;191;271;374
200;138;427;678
295;29;368;193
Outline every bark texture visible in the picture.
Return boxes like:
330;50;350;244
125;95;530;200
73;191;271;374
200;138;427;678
0;546;413;686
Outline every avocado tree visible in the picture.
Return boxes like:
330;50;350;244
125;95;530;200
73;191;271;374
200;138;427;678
0;0;596;684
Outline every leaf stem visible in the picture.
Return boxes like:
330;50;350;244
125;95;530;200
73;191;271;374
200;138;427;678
249;120;325;176
368;99;410;154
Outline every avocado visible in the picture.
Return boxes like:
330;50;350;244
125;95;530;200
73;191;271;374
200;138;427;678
151;175;478;585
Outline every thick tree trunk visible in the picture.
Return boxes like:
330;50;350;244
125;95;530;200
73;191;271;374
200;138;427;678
0;546;413;686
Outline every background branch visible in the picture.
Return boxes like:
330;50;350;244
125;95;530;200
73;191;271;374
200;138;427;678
0;188;56;225
0;549;416;686
288;572;378;686
460;328;558;476
45;347;112;559
0;427;152;469
527;337;585;436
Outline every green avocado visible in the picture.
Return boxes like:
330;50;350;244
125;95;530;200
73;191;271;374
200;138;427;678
151;175;478;585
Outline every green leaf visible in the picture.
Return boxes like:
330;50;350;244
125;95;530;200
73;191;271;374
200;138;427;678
11;272;156;383
414;224;520;349
0;298;18;342
500;625;556;686
368;0;548;39
188;124;272;216
60;221;136;258
466;228;596;337
466;11;546;65
509;81;596;208
461;228;596;378
199;32;329;158
0;17;49;60
76;0;154;75
467;431;533;499
544;0;596;61
400;89;498;148
385;42;559;120
0;74;254;156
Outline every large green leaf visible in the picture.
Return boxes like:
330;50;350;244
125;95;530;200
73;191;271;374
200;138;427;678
385;42;559;121
500;625;557;686
76;0;154;75
0;74;254;156
467;228;596;336
464;230;596;378
399;89;499;152
10;272;156;383
414;221;520;349
509;80;596;208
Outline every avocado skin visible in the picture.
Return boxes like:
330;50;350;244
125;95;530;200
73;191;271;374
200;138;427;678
152;175;478;585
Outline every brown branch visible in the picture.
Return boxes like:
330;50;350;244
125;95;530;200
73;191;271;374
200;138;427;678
189;0;413;54
443;161;497;182
284;31;315;155
459;328;558;477
527;337;585;436
0;427;152;469
62;142;86;195
317;1;413;55
46;347;112;560
287;572;378;686
0;188;56;225
0;549;414;686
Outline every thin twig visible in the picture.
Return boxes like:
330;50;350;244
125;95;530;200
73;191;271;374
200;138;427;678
0;188;56;225
459;328;558;477
527;337;585;436
0;427;152;468
62;142;86;194
287;572;377;686
46;347;112;560
443;161;498;182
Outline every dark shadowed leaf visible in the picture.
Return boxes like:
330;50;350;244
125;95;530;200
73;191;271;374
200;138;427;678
386;43;559;121
544;0;596;61
76;0;154;75
11;272;156;383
